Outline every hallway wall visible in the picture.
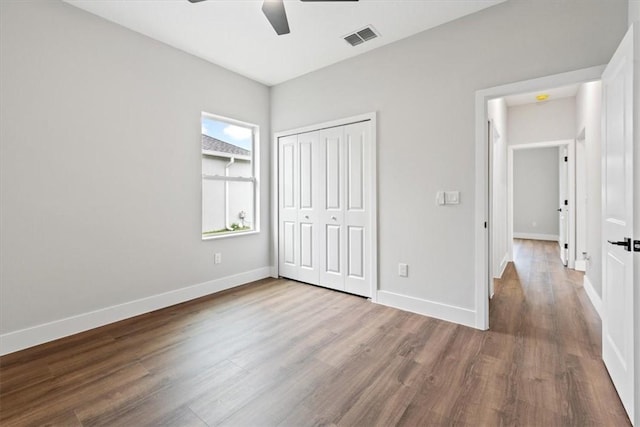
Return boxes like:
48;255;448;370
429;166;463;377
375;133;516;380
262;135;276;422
575;81;603;297
513;148;560;239
489;99;509;278
508;97;576;146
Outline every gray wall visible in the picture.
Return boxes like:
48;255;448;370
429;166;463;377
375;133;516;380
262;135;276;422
513;148;560;237
271;0;627;310
0;1;271;334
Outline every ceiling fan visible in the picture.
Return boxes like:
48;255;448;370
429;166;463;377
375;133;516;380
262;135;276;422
187;0;358;36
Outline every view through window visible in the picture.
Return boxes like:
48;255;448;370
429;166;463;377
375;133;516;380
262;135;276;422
201;113;258;238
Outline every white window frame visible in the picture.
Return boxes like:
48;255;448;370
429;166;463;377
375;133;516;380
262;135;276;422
201;112;260;240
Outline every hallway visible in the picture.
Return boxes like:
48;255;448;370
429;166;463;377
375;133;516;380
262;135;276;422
488;238;630;425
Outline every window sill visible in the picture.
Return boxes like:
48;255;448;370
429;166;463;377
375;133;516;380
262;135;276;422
202;229;259;240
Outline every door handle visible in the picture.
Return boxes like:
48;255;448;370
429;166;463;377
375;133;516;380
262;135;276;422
608;237;632;252
304;215;309;219
557;208;562;212
331;216;337;221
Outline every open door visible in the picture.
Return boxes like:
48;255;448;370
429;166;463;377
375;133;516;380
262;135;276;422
559;146;569;266
602;25;634;423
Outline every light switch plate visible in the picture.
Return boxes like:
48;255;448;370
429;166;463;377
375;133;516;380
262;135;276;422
398;263;408;277
444;191;460;204
436;191;445;205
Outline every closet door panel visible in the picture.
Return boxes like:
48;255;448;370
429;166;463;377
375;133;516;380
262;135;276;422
297;131;320;284
319;127;345;290
344;122;371;297
347;226;364;279
282;221;296;265
347;134;365;211
278;135;299;280
325;136;342;210
299;139;313;209
326;224;342;273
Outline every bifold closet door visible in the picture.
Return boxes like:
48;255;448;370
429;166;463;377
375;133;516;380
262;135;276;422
278;132;320;284
279;121;371;298
318;121;371;296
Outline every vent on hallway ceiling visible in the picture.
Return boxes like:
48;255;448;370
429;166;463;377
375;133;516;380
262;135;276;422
343;26;379;47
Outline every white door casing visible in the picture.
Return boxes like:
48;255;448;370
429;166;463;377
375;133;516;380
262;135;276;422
559;146;569;266
602;25;634;423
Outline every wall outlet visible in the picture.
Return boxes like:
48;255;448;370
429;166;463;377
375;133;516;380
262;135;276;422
398;263;408;277
214;253;222;264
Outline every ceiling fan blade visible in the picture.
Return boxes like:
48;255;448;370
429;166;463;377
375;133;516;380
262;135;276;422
262;0;290;35
187;0;207;3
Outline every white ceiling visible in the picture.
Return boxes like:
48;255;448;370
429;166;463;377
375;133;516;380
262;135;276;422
64;0;505;86
503;83;581;107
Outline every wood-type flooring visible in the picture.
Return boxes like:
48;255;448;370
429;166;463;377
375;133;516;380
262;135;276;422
0;239;631;426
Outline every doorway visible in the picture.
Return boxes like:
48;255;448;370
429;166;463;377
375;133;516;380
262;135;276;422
476;26;637;424
474;65;604;330
506;140;575;268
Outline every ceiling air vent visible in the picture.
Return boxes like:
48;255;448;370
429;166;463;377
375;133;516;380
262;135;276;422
343;25;379;47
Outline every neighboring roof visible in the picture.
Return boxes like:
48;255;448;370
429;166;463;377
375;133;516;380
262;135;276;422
201;134;250;157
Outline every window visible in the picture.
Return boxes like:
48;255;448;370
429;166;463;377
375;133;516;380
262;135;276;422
201;113;259;239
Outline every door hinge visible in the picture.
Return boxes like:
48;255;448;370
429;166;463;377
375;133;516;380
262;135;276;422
484;221;487;229
564;156;568;162
564;243;568;249
564;200;568;206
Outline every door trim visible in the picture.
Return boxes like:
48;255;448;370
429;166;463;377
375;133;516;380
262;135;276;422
508;139;576;268
474;65;605;330
272;112;378;301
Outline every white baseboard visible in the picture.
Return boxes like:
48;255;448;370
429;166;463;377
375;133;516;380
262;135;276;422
0;267;272;356
582;275;602;318
376;290;476;329
513;232;560;241
574;260;587;272
494;253;509;279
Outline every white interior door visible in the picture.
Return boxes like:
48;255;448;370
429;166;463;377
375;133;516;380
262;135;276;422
602;25;634;423
559;146;569;266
